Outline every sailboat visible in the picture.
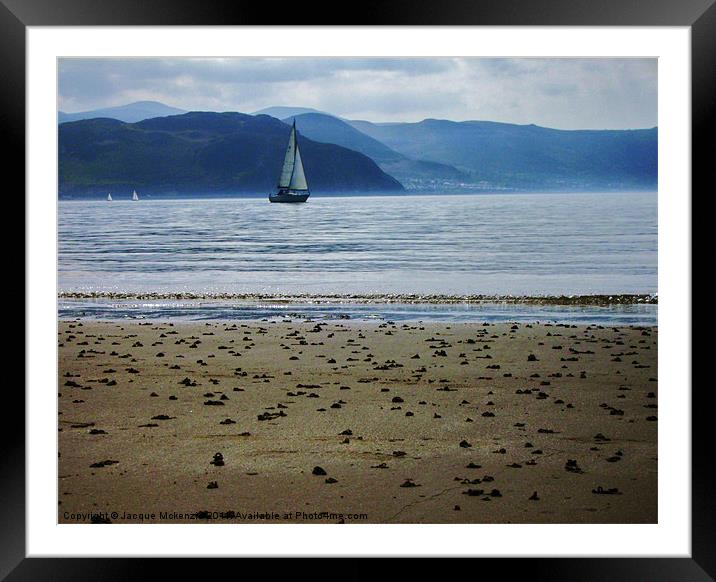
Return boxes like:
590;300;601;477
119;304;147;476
269;120;310;203
107;193;112;201
132;190;139;201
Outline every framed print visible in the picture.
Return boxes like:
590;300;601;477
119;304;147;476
10;0;708;578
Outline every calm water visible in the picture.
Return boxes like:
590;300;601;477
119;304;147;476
59;192;657;297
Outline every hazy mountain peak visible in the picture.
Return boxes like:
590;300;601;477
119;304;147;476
58;100;186;124
252;106;326;119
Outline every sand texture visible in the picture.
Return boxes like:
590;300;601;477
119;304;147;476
58;320;657;524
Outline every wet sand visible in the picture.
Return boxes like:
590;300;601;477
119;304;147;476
58;320;657;524
59;291;657;306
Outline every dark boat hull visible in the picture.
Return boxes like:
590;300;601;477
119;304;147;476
268;192;310;203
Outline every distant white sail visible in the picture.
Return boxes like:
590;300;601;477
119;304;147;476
107;193;112;201
289;146;308;191
132;190;139;201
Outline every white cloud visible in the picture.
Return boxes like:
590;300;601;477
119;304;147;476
58;57;657;129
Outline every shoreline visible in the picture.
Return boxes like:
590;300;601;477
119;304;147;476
59;319;657;524
58;292;657;306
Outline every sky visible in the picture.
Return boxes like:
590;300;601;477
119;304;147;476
58;57;657;130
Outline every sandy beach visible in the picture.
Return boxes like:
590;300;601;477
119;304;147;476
58;319;657;524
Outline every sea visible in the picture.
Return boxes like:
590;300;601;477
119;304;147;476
58;191;658;324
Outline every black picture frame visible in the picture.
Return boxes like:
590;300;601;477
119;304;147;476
9;0;706;579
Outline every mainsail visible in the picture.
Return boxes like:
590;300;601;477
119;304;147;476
278;121;309;191
132;190;139;201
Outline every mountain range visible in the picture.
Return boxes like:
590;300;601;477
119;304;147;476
348;118;657;190
59;112;403;196
58;100;658;196
282;113;469;188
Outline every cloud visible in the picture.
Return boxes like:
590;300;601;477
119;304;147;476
58;57;657;129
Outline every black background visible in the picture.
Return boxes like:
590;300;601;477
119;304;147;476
7;0;708;579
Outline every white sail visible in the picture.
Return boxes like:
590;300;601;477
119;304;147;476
289;145;308;191
278;125;297;188
132;190;139;201
107;193;112;201
270;121;310;202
